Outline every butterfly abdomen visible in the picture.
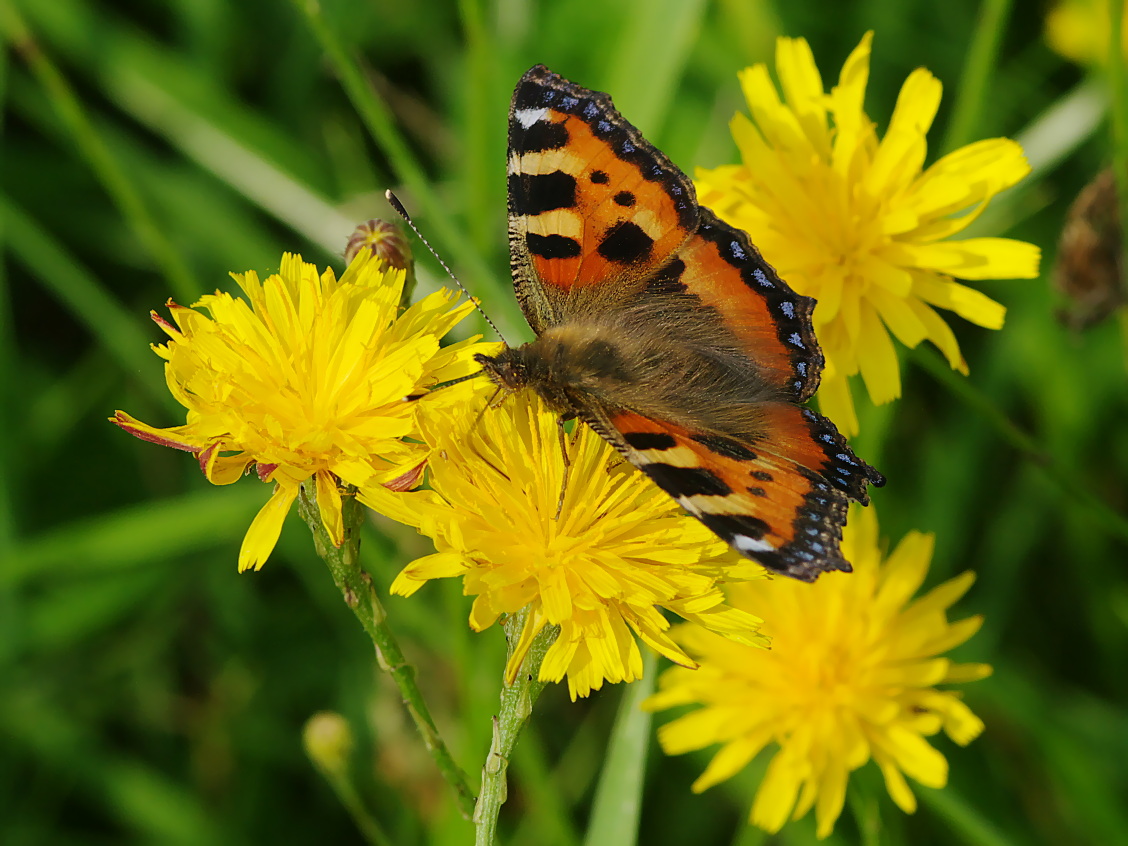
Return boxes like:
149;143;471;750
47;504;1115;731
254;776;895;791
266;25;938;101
478;319;786;442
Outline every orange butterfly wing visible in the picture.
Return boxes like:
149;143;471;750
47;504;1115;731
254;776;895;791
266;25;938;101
507;65;697;331
601;405;879;580
488;65;884;581
672;207;822;401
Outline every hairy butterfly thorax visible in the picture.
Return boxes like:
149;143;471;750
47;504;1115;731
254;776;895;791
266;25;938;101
474;65;883;581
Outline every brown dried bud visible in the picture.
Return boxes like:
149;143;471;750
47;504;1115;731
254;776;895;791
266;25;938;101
1054;167;1125;330
345;219;412;270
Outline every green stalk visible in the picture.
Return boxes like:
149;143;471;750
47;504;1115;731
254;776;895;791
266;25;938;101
941;0;1013;155
582;651;655;846
0;3;198;302
474;608;557;846
919;785;1012;846
319;766;393;846
0;40;13;666
455;0;496;256
1110;0;1128;198
296;481;477;820
304;713;393;846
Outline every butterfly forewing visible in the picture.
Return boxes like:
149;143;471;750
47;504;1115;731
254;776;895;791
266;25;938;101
674;208;823;401
507;65;698;330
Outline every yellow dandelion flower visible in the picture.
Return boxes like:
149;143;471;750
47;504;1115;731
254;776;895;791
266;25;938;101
359;392;768;701
697;32;1040;434
646;506;991;839
112;251;484;572
1046;0;1128;64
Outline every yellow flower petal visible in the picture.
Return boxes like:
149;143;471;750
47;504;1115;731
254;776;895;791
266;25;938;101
815;371;859;438
945;661;994;684
814;764;849;839
875;531;934;611
203;450;255;485
910;570;977;616
939;694;988;744
691;726;772;792
855;304;901;405
504;609;546;684
907;296;968;372
752;750;804;834
927;614;985;654
776;37;829;156
314;470;344;548
869;284;930;348
900;238;1041;282
876;753;918;813
882;725;948;788
239;482;299;572
866;69;941;197
902;263;1010;325
829;31;873;176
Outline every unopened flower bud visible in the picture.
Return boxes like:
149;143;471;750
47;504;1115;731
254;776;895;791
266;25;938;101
345;219;412;269
303;711;353;776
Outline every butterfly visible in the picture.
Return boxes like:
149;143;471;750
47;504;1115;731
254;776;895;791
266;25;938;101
475;65;884;581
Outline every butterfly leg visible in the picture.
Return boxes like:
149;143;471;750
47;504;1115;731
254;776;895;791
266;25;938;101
554;414;576;520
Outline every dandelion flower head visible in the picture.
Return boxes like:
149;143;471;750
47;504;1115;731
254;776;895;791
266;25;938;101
696;32;1040;434
646;506;991;838
360;392;768;700
112;251;484;571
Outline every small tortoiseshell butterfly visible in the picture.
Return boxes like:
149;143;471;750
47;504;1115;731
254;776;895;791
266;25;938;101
476;65;884;581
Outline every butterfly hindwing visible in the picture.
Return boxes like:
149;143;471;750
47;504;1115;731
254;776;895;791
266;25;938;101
507;65;698;331
595;407;882;581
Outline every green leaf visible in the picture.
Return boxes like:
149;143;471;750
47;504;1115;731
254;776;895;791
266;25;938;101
582;650;656;846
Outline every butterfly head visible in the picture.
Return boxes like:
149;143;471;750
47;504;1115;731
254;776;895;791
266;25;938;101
474;342;579;416
474;348;531;393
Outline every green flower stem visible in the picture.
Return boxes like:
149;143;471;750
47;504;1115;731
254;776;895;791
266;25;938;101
0;4;198;303
309;751;394;846
296;482;477;820
846;768;883;846
474;609;558;846
914;347;1128;544
940;0;1013;155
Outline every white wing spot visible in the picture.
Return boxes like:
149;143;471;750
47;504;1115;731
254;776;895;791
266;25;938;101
735;535;775;553
515;107;549;129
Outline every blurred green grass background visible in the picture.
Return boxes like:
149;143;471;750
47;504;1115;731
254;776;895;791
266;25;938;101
2;0;1126;844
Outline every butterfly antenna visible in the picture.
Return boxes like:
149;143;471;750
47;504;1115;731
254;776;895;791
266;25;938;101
385;190;508;345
